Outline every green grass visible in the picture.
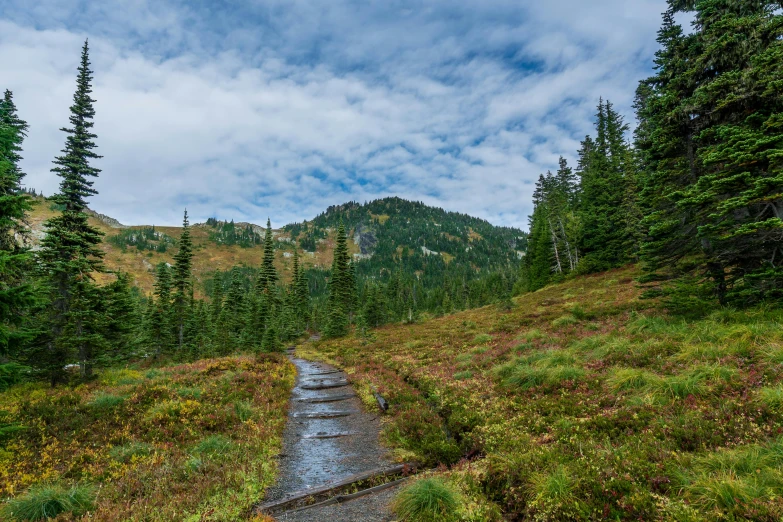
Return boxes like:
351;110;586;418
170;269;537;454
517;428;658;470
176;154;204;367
607;368;661;391
453;371;473;380
88;392;126;410
1;484;95;521
394;477;461;522
551;314;579;328
109;442;153;463
472;334;492;344
192;435;234;459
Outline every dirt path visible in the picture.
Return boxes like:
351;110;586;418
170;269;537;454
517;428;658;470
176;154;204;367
262;353;399;521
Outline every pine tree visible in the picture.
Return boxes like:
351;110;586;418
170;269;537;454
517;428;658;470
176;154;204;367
324;222;356;337
102;272;140;362
0;89;37;360
636;2;783;304
257;218;277;294
148;263;172;357
578;99;636;273
37;41;106;382
171;210;193;351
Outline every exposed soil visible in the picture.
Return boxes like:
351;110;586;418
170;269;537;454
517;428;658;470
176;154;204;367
263;354;397;521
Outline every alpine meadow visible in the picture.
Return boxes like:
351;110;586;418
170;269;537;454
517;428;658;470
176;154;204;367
1;1;782;521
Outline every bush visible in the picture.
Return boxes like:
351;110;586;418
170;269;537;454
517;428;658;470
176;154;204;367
1;484;95;521
394;477;461;521
0;363;31;392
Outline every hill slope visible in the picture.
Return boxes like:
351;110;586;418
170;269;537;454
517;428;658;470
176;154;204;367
302;266;783;520
26;196;526;301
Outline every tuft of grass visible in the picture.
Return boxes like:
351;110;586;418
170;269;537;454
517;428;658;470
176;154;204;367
88;392;126;410
453;371;473;380
393;477;461;522
1;484;95;521
109;442;153;463
530;465;576;503
145;369;163;380
192;435;234;459
607;368;662;391
552;314;579;328
175;386;202;399
761;344;783;366
473;333;492;344
517;329;545;341
653;374;706;400
758;385;783;411
233;400;254;422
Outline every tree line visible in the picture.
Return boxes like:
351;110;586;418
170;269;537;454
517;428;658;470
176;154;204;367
521;1;782;310
0;41;315;388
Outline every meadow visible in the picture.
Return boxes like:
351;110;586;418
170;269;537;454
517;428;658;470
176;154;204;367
0;355;294;521
303;266;783;521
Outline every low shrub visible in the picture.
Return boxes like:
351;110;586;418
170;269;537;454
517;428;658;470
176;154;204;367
473;334;492;344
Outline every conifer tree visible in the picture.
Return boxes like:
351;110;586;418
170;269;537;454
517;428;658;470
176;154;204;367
324;222;355;337
256;218;277;294
171;210;193;350
102;272;140;362
0;89;36;359
636;2;783;304
148;263;172;357
37;41;106;381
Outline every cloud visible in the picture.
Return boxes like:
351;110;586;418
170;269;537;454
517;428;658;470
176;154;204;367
0;0;672;229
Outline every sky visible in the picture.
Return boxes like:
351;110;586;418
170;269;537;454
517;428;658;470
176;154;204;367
1;0;682;229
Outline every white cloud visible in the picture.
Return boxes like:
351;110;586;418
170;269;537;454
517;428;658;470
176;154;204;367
0;0;672;229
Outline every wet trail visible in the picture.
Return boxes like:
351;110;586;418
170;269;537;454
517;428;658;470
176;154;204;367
262;352;400;521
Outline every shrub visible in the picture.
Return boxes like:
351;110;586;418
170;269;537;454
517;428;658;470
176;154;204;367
109;442;153;463
394;477;461;522
145;369;163;380
0;363;31;392
99;368;142;386
1;484;95;521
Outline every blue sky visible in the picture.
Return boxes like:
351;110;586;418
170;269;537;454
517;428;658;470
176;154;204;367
1;0;680;229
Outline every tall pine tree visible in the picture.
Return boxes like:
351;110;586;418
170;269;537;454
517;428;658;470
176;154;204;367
171;209;193;351
37;41;106;382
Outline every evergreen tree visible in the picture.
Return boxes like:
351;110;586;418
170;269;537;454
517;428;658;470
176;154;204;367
0;89;37;360
636;2;783;304
37;41;106;382
324;222;356;337
102;272;140;362
148;263;172;357
171;209;193;350
256;218;277;294
578;99;636;273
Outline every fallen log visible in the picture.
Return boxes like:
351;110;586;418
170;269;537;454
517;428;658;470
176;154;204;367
253;463;413;515
287;477;409;513
295;393;354;403
300;381;349;390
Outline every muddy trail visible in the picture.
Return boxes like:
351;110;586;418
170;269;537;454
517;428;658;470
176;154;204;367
257;348;407;521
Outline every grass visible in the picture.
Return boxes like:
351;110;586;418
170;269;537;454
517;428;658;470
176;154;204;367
393;477;461;521
0;355;295;520
301;265;783;520
1;484;95;521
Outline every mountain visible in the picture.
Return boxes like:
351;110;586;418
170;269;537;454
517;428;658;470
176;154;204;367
26;196;527;302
